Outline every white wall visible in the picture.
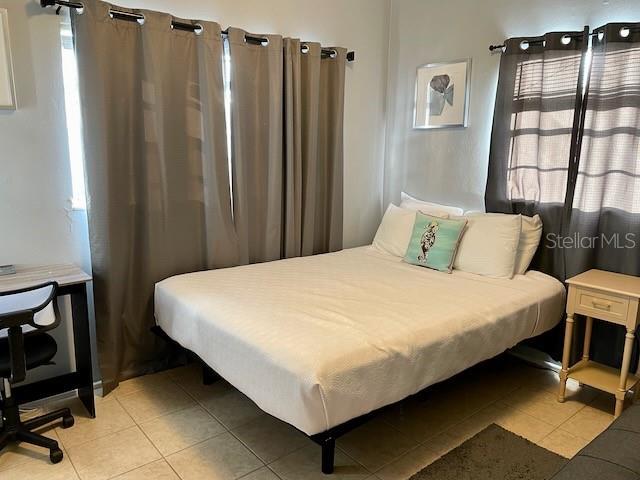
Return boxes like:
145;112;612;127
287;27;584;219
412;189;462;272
384;0;640;213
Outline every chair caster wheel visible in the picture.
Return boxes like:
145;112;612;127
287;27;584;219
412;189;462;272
62;415;75;429
50;448;64;464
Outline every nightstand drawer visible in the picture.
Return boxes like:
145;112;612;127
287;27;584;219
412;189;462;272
574;287;629;324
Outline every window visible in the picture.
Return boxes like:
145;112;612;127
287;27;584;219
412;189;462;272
573;43;640;214
507;51;584;205
223;38;233;212
60;13;86;210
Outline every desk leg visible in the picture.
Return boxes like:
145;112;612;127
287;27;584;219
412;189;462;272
617;328;636;418
559;313;575;403
71;283;96;418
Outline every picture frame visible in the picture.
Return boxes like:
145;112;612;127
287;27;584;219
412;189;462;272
0;8;16;110
413;59;471;129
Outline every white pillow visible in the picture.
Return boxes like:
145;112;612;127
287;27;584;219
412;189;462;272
400;192;464;217
372;204;417;257
453;213;522;278
464;212;543;274
515;214;543;274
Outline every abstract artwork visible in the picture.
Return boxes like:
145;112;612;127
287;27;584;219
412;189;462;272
413;59;471;129
0;8;15;110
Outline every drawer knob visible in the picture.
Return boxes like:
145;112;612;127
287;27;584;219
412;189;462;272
592;300;612;311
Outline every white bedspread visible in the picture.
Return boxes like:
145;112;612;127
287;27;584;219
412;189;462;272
155;246;565;435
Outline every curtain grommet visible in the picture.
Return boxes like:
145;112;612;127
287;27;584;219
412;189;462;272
108;9;145;26
243;34;269;46
170;21;203;35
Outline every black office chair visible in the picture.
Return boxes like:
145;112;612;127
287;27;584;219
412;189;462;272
0;282;74;464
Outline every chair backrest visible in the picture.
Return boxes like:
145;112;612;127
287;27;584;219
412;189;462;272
0;282;59;383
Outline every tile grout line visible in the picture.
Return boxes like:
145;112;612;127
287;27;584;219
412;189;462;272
65;385;172;480
371;377;560;474
61;442;84;480
116;423;173;480
72;425;158;480
116;386;198;426
0;422;84;479
410;380;561;459
56;397;137;451
235;464;271;480
370;441;428;476
226;425;306;467
264;463;285;479
31;362;606;480
170;375;246;431
154;372;372;475
159;428;231;459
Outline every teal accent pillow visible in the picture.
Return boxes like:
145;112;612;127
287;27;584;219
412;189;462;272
404;213;467;273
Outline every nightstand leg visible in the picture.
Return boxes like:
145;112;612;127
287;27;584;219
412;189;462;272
559;313;575;403
582;316;593;361
616;328;636;418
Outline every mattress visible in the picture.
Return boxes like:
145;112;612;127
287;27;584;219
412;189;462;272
155;246;565;435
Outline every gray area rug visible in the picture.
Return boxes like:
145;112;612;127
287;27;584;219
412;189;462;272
410;424;568;480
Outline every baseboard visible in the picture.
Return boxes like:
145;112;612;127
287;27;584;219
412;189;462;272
22;380;103;411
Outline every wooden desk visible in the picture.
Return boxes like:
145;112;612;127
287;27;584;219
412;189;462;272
559;269;640;418
0;265;95;418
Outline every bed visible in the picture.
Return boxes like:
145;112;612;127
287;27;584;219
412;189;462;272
154;245;565;472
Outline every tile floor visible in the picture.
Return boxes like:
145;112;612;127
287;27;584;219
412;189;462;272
3;355;623;480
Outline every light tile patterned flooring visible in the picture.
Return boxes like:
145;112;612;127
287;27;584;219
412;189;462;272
4;355;623;480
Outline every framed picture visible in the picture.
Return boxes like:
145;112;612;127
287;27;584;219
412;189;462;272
413;59;471;129
0;8;16;110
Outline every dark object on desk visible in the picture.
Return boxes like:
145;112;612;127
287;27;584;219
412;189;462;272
0;265;16;276
0;282;75;464
0;265;95;419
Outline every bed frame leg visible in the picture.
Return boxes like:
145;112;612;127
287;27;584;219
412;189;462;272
202;365;219;385
321;436;335;474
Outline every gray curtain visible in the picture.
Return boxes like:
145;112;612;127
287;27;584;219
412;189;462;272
486;26;640;368
485;32;586;361
485;32;587;280
566;23;640;368
567;23;640;278
73;0;235;393
231;31;345;262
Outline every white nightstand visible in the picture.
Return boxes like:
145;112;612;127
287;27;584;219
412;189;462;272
559;269;640;417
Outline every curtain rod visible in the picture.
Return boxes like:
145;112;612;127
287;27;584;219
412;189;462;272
489;25;640;52
41;0;356;62
488;31;590;52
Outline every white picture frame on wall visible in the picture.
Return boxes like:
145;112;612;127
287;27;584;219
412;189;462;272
413;59;471;129
0;8;16;110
